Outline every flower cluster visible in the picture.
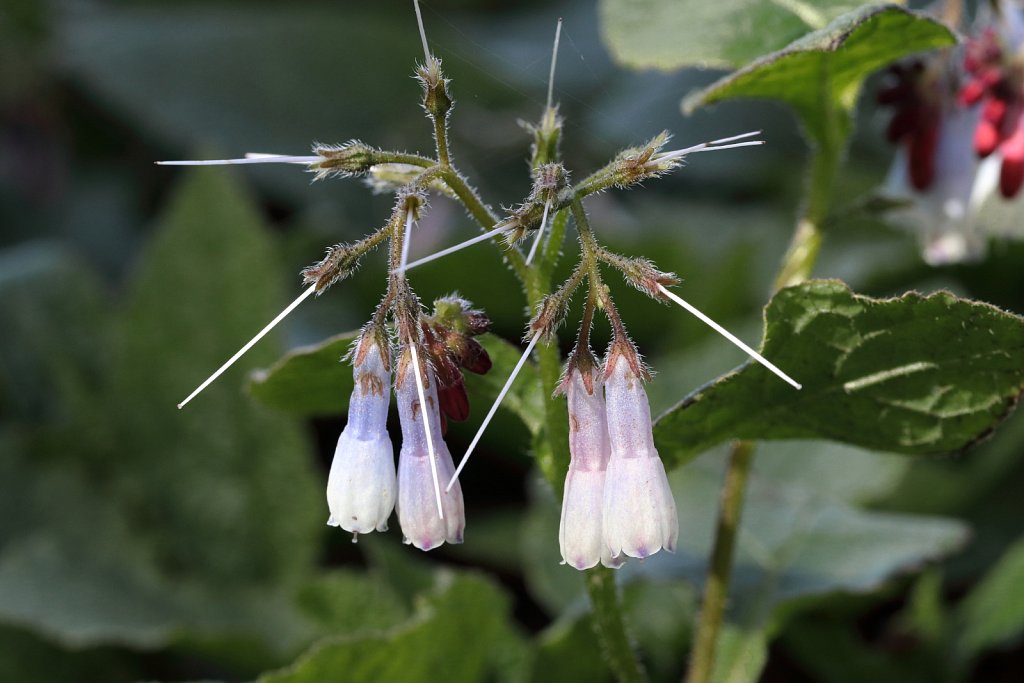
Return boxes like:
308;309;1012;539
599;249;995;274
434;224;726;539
879;0;1024;264
559;347;677;570
325;325;473;549
164;5;798;572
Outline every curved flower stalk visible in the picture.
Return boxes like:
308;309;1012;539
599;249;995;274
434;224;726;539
326;330;396;536
395;349;465;550
602;345;677;561
559;356;622;570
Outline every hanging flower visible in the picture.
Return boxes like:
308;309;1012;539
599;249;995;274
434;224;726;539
558;359;622;570
601;346;677;561
326;331;397;536
395;351;465;550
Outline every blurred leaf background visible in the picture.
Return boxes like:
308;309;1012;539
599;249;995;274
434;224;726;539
2;0;1024;681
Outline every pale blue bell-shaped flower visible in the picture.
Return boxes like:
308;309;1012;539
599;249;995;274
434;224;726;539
559;364;623;570
395;354;465;550
327;334;397;535
602;353;678;560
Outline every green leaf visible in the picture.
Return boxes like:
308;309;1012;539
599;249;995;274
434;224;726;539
110;165;322;586
599;0;872;71
683;5;955;148
0;242;110;423
249;573;513;683
710;625;768;683
654;453;968;607
248;331;359;417
954;534;1024;661
654;280;1024;469
632;450;967;676
249;332;545;431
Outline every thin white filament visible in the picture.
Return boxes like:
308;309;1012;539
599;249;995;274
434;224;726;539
546;18;563;111
708;130;763;145
656;284;802;390
395;224;509;273
656;130;764;162
409;343;444;519
244;153;317;165
399;209;414;272
156;155;319;166
447;331;542;490
525;199;551;266
177;284;317;409
413;0;431;61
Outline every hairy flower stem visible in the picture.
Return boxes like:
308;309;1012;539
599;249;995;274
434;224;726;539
586;566;650;683
686;137;839;683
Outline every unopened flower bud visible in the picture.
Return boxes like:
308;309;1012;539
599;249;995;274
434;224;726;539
559;363;622;570
395;357;465;550
302;243;361;292
416;57;453;121
312;141;378;180
618;257;681;300
327;334;397;535
524;105;563;167
602;352;677;560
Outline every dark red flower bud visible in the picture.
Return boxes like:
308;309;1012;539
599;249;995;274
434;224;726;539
999;126;1024;198
908;118;939;190
438;380;470;422
460;337;492;375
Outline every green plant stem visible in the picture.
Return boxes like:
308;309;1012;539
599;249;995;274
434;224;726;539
774;132;841;290
434;117;451;168
684;440;755;683
445;143;647;683
686;137;841;683
586;566;650;683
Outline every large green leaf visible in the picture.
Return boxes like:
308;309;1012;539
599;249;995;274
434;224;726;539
599;0;872;71
683;5;955;148
249;332;545;431
643;451;967;681
110;165;322;585
654;280;1024;468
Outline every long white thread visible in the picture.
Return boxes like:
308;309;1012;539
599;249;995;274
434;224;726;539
396;224;509;273
409;343;445;518
525;199;551;266
156;155;319;166
448;331;542;490
177;284;318;409
656;284;801;390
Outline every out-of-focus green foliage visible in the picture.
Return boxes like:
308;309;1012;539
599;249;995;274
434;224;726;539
2;0;1024;681
600;0;875;71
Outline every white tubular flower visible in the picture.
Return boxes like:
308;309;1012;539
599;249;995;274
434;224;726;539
559;364;622;570
327;334;397;535
395;356;465;550
602;352;678;561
